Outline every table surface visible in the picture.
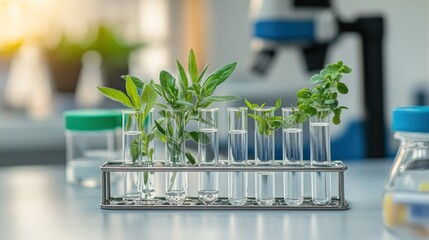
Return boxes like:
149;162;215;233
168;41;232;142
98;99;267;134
0;160;402;240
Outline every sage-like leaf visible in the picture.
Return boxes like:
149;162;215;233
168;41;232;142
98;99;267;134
202;62;237;97
97;87;134;108
203;95;241;104
121;75;145;89
188;49;198;83
177;60;188;90
126;75;140;109
141;84;157;114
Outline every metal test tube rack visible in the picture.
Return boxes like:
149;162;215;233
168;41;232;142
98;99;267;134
100;161;348;210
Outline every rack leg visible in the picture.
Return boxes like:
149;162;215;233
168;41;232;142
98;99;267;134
338;171;345;207
102;172;111;205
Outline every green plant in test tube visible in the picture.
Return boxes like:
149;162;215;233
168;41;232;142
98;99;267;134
97;75;157;184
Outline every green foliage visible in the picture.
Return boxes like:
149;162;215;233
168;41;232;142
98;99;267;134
97;75;158;164
296;61;352;125
245;98;284;136
151;49;240;164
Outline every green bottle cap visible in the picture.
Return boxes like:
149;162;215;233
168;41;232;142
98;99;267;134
64;109;122;131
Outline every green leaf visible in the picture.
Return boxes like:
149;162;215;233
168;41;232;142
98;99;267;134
245;98;256;110
176;60;188;90
333;115;341;125
147;133;155;142
154;129;166;143
187;131;199;143
160;71;176;92
202;62;237;97
296;113;307;123
340;65;352;73
296;88;309;98
176;100;194;108
130;138;139;162
121;75;145;89
141;84;158;114
324;64;340;75
274;98;282;110
324;99;338;107
306;106;317;116
97;87;134;108
337;82;349;94
126;75;141;108
155;120;166;135
197;64;209;83
310;74;324;84
203;95;240;103
188;49;198;83
143;172;149;185
185;151;196;165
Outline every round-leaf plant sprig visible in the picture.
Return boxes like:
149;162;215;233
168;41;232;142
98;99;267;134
245;98;284;136
294;61;352;125
150;49;240;164
244;61;352;134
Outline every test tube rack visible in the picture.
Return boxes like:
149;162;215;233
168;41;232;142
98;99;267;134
100;161;348;210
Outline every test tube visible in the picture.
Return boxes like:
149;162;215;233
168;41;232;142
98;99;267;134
254;107;275;165
198;108;219;205
282;107;304;206
310;109;332;206
227;107;248;206
254;107;275;206
165;109;186;166
122;110;142;204
141;109;155;201
165;172;187;205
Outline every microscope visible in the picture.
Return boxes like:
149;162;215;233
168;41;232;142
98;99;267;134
250;0;385;158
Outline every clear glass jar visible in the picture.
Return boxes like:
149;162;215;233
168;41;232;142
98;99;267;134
383;107;429;239
64;110;120;187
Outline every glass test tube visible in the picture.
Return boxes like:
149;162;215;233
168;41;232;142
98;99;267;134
310;109;332;206
227;107;248;206
198;108;219;205
122;110;142;204
141;109;155;200
165;109;186;166
254;107;275;206
165;172;187;205
164;109;187;204
282;107;304;206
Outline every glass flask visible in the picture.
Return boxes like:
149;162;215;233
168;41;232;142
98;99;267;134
383;107;429;239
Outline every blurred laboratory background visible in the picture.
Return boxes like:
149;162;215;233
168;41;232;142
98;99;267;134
0;0;428;165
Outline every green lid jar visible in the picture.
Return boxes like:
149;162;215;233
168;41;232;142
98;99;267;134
64;109;121;187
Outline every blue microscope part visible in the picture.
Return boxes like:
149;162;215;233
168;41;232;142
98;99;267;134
254;20;315;41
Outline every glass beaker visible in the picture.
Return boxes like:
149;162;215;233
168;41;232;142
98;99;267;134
383;107;429;239
198;108;219;205
310;109;332;206
282;107;304;206
228;107;248;206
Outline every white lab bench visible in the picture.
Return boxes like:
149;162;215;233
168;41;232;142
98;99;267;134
0;160;401;240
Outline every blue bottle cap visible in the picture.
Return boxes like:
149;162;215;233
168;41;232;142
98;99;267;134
392;106;429;133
